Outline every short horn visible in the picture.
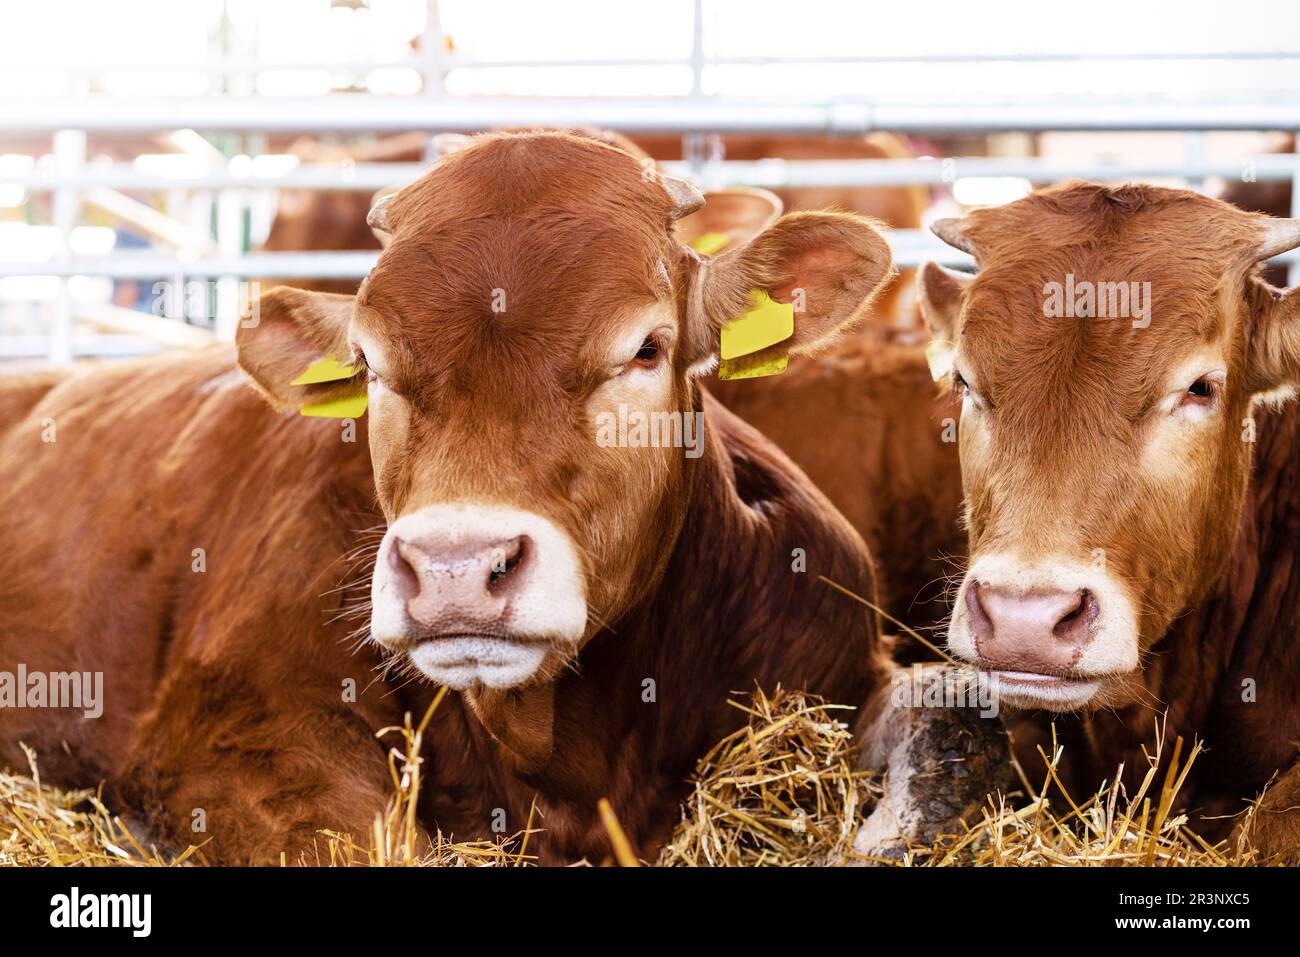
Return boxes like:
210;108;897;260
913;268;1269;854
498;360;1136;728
660;173;705;219
931;217;976;256
367;189;398;234
1255;217;1300;261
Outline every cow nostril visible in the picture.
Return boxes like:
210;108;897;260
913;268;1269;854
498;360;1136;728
388;539;421;597
966;581;994;638
487;536;529;594
1052;588;1098;642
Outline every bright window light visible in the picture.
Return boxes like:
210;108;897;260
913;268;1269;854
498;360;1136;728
133;155;210;180
952;177;1034;208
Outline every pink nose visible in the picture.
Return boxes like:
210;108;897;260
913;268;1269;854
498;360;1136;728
388;533;532;629
966;583;1099;673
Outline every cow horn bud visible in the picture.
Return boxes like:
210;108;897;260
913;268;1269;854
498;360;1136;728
367;189;398;234
660;174;706;219
1255;217;1300;262
931;217;977;256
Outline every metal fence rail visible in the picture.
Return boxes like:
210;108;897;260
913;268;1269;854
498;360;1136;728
4;0;1300;362
7;155;1300;193
4;96;1300;134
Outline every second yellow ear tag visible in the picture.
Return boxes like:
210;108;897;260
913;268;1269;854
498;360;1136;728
718;353;789;381
291;356;367;418
690;232;731;256
291;356;359;386
300;391;368;418
720;289;794;362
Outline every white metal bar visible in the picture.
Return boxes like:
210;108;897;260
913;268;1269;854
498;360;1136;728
74;302;215;349
5;164;429;191
1291;137;1300;287
422;1;447;97
689;0;705;99
49;129;85;365
5;237;1297;279
0;335;165;359
667;155;1300;188
3;97;1300;133
214;188;244;341
83;187;216;251
2;50;1296;74
9;157;1300;195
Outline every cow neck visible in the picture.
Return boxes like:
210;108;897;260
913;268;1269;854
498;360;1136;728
461;386;708;777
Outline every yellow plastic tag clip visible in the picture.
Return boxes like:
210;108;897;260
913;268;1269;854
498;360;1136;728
690;232;731;256
718;353;789;381
720;289;794;362
291;356;368;418
291;356;359;386
300;392;368;419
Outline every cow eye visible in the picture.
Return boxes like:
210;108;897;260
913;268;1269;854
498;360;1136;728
352;346;379;382
633;337;660;367
1181;375;1219;408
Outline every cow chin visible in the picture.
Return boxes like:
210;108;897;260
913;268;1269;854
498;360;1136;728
946;554;1142;713
406;637;556;690
368;504;589;691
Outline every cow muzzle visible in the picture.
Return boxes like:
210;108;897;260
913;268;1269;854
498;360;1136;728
946;555;1140;711
369;505;588;690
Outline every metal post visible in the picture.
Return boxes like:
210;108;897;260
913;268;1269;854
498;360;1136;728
1291;133;1300;288
690;0;705;98
423;0;447;98
215;187;243;340
49;128;85;364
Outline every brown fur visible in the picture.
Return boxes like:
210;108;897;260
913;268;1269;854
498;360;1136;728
710;333;966;637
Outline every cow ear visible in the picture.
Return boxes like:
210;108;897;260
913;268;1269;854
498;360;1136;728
675;187;782;254
917;261;970;341
236;286;359;412
1246;278;1300;394
690;210;894;366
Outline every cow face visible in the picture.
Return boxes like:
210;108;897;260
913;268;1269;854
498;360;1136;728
238;131;893;694
920;183;1300;712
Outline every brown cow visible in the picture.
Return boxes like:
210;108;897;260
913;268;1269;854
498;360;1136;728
918;181;1300;860
0;131;995;864
271;132;960;632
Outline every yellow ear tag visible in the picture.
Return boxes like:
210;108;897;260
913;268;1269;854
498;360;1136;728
720;289;794;362
300;391;368;419
291;356;367;418
690;232;731;256
291;356;359;386
718;352;789;381
924;340;954;382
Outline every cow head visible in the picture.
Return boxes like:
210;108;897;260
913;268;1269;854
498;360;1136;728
920;182;1300;712
238;131;893;699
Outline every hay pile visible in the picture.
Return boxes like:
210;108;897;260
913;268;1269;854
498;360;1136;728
1;688;1264;867
0;743;181;866
658;691;876;866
